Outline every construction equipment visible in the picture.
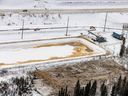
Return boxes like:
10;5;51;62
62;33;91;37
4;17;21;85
88;30;107;43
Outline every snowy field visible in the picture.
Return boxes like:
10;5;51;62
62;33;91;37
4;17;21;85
0;12;128;57
0;0;128;9
0;13;128;42
1;13;128;29
0;0;127;79
0;0;128;96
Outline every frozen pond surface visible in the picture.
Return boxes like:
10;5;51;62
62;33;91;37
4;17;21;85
0;45;74;64
0;37;106;67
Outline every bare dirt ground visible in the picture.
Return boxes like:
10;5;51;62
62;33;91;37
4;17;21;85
33;59;128;95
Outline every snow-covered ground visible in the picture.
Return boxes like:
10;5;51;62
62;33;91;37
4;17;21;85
1;13;128;30
0;0;128;9
0;13;128;42
0;12;128;57
0;0;128;96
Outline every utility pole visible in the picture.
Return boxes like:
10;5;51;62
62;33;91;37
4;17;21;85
21;19;24;39
65;16;69;36
122;24;124;35
103;12;108;32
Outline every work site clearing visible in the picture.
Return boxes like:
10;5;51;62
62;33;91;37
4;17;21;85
33;59;128;95
0;0;128;96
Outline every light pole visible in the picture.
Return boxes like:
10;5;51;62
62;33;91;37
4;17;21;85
65;16;69;36
103;12;108;32
21;19;24;39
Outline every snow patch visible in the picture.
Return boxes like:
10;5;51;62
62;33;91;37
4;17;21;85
0;45;74;64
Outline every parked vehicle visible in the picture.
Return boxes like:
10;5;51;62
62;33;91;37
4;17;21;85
95;36;107;42
22;9;28;12
88;30;107;43
112;32;123;40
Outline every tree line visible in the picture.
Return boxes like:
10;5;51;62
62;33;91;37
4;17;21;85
0;75;34;96
58;76;128;96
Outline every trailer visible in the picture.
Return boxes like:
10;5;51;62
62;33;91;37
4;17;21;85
112;32;123;40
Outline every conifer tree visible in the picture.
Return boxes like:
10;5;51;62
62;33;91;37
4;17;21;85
85;81;91;96
111;84;117;96
119;36;126;57
101;85;108;96
116;76;122;95
122;81;128;96
100;82;105;93
119;44;125;57
122;77;127;87
89;80;97;96
58;86;69;96
80;87;85;96
119;76;127;96
74;80;80;96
